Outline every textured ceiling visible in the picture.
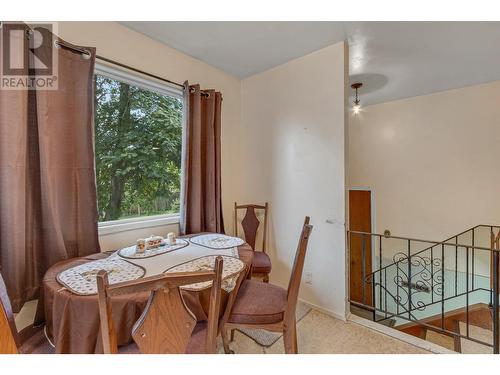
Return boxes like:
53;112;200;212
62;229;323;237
121;21;500;105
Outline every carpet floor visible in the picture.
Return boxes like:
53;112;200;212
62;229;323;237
222;309;431;354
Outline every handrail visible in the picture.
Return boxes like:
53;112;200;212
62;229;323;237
349;225;500;278
348;224;500;353
349;228;499;252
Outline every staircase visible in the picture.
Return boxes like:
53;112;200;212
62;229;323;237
348;225;500;353
397;303;493;353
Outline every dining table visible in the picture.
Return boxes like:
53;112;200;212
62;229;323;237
41;233;253;354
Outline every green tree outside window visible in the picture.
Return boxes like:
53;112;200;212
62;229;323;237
94;74;183;222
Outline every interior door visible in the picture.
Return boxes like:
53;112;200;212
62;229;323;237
349;190;372;306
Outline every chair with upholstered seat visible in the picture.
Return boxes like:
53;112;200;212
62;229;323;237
234;202;272;282
221;217;313;354
0;273;54;354
97;256;224;354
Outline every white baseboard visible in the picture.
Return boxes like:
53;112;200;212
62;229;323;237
298;298;347;322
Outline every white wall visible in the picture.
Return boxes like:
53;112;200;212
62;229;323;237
57;22;243;251
240;42;348;318
98;223;179;251
349;80;500;275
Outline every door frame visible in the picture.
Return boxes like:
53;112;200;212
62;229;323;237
349;186;377;273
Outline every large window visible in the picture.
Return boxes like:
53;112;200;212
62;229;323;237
94;66;183;223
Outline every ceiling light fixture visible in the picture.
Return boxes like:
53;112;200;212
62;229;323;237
351;82;363;114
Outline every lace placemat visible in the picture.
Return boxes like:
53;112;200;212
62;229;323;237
165;255;245;292
189;234;245;249
118;239;189;259
57;256;145;295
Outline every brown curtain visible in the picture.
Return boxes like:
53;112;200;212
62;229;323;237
180;82;224;235
0;26;100;312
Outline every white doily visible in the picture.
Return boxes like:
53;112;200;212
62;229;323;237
189;234;245;249
166;255;245;292
118;239;189;259
57;257;145;295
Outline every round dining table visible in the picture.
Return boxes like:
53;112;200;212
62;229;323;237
42;235;253;354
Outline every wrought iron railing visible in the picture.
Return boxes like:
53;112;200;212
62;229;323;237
348;225;500;353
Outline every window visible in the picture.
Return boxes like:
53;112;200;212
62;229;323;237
94;65;183;224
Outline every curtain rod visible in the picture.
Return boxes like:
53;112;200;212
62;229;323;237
54;40;210;97
96;54;185;89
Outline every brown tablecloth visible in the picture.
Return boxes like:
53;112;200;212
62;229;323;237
43;243;253;354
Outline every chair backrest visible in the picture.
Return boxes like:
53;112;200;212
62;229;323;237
219;261;250;328
0;273;19;354
234;202;268;251
97;257;224;354
284;217;313;324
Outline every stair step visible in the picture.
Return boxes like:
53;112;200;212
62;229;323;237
350;305;396;327
425;330;456;351
458;321;492;354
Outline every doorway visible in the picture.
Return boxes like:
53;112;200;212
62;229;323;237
349;189;373;306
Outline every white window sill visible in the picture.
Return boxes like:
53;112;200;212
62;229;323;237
98;214;180;236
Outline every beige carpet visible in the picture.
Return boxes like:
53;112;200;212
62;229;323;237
14;300;38;331
459;321;492;354
16;300;430;354
223;309;431;354
236;302;311;347
425;330;455;351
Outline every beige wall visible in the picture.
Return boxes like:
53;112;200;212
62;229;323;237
57;22;243;251
57;23;350;316
240;42;348;318
349;80;500;274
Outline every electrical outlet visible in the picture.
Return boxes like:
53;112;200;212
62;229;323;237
304;272;313;285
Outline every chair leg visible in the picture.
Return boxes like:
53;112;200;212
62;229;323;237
230;329;235;342
221;327;232;354
283;319;298;354
263;274;269;283
292;318;298;353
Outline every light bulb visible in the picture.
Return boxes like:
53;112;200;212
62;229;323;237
352;103;361;114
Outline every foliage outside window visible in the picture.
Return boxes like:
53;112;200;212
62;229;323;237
94;73;183;222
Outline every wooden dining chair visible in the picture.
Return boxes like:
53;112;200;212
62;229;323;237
0;273;54;354
97;256;224;354
234;202;272;282
221;217;313;354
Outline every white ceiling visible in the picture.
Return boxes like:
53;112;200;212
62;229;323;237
121;21;500;106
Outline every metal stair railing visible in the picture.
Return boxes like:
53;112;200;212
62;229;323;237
348;226;500;353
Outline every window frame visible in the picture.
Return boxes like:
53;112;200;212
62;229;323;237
94;63;185;235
